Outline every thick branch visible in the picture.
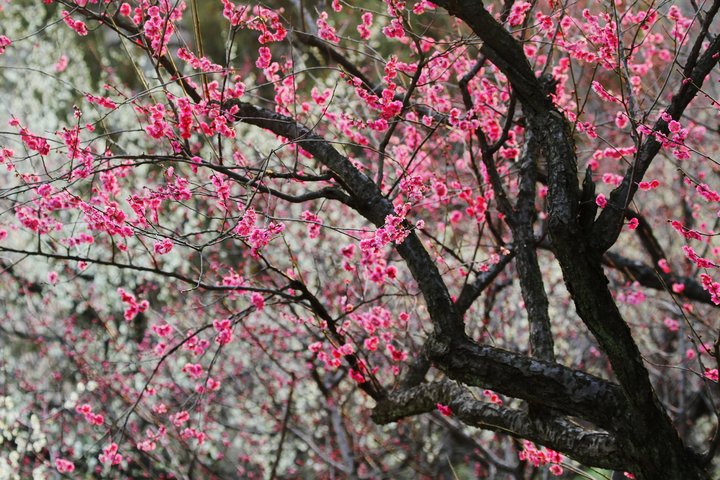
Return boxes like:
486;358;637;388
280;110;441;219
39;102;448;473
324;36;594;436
372;380;628;470
513;132;555;362
433;3;707;478
603;251;716;306
426;336;626;430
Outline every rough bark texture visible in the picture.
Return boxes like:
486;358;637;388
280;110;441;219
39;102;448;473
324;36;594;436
372;380;628;470
431;1;715;478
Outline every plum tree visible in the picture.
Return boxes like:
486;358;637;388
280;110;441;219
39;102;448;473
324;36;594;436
0;1;719;479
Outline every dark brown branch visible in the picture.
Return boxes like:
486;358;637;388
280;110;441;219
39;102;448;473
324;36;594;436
289;279;386;400
513;131;555;362
425;337;627;430
603;251;716;306
432;3;708;478
455;250;514;315
372;380;628;470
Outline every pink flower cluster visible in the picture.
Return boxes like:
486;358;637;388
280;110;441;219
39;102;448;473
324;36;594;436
172;410;190;427
177;47;223;72
75;403;104;426
357;12;373;40
152;323;173;337
9;119;50;156
0;35;11;55
483;389;503;406
144;103;174;139
382;18;405;39
182;363;203;379
180;426;207;444
250;292;265;311
183;332;210;356
234;208;285;257
682;245;716;269
360;204;412;259
117;288;150;321
221;0;248;26
143;6;176;56
55;458;75;473
301;210;321;238
255;46;272;69
213;318;234;345
317;12;340;43
249;6;287;43
61;11;88;36
699;274;720;305
508;1;532;27
85;94;117;110
518;441;564;476
154;238;174;255
436;403;452;416
99;442;122;466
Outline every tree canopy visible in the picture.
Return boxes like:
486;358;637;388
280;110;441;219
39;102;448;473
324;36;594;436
0;1;719;479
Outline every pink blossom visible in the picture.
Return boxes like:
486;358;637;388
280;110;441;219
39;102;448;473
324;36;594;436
98;443;122;466
349;368;366;383
152;323;172;337
663;318;679;332
615;111;629;129
206;377;222;391
658;259;671;273
317;12;340;43
0;35;11;55
595;194;607;208
591;81;621;103
172;410;190;426
182;363;203;379
357;12;373;40
382;18;405;39
154;238;174;255
699;273;720;305
301;210;321;238
256;46;272;69
508;2;532;27
55;458;75;473
436;403;452;416
55;55;69;72
61;11;89;36
89;413;104;425
250;292;265;311
364;336;380;351
137;440;157;452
